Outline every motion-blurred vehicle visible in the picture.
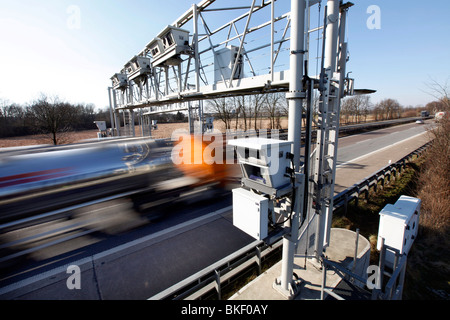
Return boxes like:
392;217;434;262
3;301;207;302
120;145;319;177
0;135;235;223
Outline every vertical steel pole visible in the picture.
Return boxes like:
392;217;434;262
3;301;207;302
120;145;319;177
314;0;340;263
198;100;203;132
188;101;193;134
397;257;407;300
107;87;116;137
278;0;306;296
338;7;349;99
130;110;136;137
324;0;339;76
270;0;275;82
193;4;200;93
111;89;120;137
287;0;306;172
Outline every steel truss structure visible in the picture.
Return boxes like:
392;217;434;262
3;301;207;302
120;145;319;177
109;0;332;135
108;0;356;299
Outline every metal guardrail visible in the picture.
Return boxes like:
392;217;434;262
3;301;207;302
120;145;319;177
149;240;283;300
149;139;433;300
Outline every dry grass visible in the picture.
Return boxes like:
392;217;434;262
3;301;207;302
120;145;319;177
401;119;450;299
0;123;191;148
416;119;450;238
331;119;450;300
0;130;99;148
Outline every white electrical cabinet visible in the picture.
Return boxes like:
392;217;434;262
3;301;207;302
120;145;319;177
377;195;421;268
94;121;107;132
214;45;244;83
232;188;269;240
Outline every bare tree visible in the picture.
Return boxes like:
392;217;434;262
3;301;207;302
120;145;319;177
27;94;78;145
206;97;233;130
340;95;371;124
423;76;450;111
425;100;446;115
231;95;248;130
265;92;286;129
375;98;402;120
249;94;265;131
341;96;357;124
359;95;371;122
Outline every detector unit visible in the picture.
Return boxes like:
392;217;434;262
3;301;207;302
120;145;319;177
146;25;190;67
111;73;128;90
125;56;152;81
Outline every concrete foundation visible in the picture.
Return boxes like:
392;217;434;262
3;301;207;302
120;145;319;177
229;228;371;300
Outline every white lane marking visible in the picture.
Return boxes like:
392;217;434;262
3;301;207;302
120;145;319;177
0;205;232;297
337;131;428;168
94;205;232;260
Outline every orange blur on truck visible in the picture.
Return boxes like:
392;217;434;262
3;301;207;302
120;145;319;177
172;133;234;187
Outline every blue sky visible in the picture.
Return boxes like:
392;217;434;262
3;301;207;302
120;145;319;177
0;0;448;110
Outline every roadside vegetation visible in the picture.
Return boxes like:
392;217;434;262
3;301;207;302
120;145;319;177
0;94;188;145
405;115;449;299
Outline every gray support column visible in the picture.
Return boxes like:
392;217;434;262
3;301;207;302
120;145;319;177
313;0;340;263
107;87;116;137
274;0;306;299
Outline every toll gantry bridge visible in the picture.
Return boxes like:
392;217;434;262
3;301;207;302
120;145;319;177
108;0;360;300
108;0;357;136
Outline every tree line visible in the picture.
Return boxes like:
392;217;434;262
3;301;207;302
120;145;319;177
2;90;446;145
206;92;288;131
341;96;447;124
207;92;442;130
0;94;189;144
0;95;102;144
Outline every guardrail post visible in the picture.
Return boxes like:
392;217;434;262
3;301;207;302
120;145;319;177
215;269;222;300
256;246;262;275
344;193;349;216
364;182;369;203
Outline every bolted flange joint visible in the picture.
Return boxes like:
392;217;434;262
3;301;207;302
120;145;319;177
285;91;306;100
